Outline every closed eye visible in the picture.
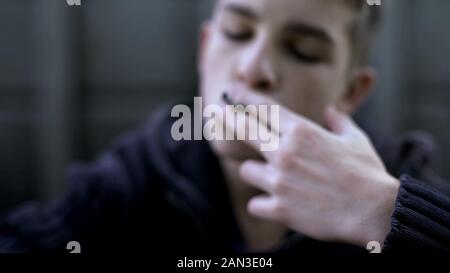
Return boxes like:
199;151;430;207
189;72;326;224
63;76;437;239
286;44;322;64
223;28;254;42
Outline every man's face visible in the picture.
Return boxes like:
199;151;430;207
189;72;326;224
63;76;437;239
199;0;366;159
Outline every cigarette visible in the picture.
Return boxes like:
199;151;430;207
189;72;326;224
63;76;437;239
222;92;234;105
221;91;281;137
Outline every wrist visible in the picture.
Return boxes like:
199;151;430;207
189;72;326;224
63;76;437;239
358;174;400;248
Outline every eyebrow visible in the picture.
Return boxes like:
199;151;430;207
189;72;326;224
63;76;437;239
223;3;258;20
224;3;334;45
285;23;334;45
222;3;333;46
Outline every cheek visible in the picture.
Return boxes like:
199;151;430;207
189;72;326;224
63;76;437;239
201;36;237;103
204;34;238;74
277;66;345;122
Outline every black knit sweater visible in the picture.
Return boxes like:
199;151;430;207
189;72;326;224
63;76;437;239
0;105;449;254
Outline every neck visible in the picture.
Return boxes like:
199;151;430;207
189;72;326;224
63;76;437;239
220;157;262;205
219;156;288;251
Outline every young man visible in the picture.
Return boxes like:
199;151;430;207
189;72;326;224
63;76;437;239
0;0;449;254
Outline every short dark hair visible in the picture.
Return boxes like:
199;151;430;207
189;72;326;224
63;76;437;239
208;0;382;67
344;0;382;67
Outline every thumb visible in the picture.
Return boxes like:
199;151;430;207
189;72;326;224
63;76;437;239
324;105;355;135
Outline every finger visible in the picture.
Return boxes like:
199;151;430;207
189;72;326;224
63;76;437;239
223;106;280;158
239;160;273;193
223;92;281;136
247;195;283;223
231;90;293;134
230;89;324;136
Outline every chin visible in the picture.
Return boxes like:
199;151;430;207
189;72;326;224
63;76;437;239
209;140;263;162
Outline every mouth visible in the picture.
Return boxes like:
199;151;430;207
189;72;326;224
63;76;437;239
220;91;282;139
222;92;234;105
221;91;248;108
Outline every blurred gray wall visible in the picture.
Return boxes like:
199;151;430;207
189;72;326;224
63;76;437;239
0;0;449;212
365;0;450;179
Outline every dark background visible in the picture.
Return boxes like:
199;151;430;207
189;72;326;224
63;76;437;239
0;0;449;213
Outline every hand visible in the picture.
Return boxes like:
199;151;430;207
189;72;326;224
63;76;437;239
227;91;400;248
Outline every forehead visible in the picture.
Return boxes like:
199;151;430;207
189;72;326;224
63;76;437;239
215;0;354;43
217;0;353;23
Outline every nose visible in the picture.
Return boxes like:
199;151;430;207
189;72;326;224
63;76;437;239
236;38;279;92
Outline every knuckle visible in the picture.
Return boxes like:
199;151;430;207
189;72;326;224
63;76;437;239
271;175;288;194
289;123;318;145
302;126;318;143
273;148;296;169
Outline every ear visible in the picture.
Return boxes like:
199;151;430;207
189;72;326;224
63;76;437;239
197;22;212;75
338;67;376;114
